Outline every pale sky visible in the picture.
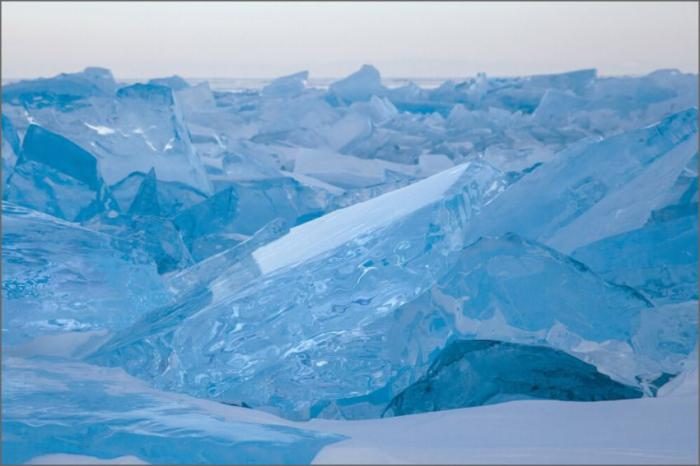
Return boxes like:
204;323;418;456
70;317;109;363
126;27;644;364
1;1;698;79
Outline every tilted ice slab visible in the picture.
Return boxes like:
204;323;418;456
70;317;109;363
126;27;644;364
90;126;698;419
91;162;506;419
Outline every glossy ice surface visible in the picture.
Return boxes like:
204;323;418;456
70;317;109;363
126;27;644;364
2;65;698;463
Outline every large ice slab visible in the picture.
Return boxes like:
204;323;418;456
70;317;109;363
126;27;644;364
90;163;506;419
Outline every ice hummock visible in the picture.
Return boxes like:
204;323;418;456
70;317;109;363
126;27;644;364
2;64;699;462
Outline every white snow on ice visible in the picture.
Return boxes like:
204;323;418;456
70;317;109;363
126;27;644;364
252;163;469;274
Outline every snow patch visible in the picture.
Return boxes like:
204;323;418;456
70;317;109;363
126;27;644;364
252;164;469;274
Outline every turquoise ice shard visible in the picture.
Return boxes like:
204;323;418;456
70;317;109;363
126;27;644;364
83;212;194;275
4;125;117;222
1;202;170;345
84;171;195;274
383;340;643;417
89;162;506;419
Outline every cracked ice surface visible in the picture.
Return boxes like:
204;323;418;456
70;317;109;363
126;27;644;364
2;65;698;463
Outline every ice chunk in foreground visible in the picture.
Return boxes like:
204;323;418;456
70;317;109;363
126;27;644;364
90;163;505;419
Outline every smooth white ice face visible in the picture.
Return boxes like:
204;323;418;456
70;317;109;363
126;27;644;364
252;163;469;275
